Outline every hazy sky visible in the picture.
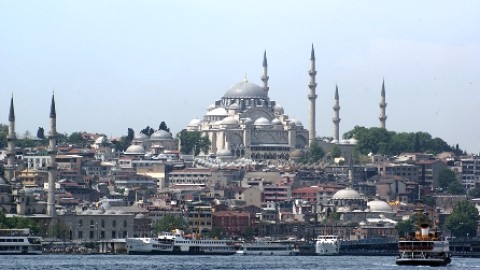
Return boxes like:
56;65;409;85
1;1;479;154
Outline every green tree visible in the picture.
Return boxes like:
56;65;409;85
438;168;457;190
445;201;479;238
48;221;69;240
178;130;210;155
140;126;154;136
152;215;189;234
241;226;256;241
396;219;414;238
36;127;45;139
159;121;171;133
330;145;342;158
127;128;135;141
468;187;480;198
208;227;225;239
305;141;325;163
0;124;7;149
68;132;87;145
447;181;465;195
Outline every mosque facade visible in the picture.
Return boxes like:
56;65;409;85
186;51;309;160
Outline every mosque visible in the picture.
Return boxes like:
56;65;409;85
185;46;388;160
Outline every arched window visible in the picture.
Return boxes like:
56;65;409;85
78;220;83;227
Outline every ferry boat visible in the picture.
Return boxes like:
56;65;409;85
0;229;43;255
315;235;340;255
126;229;236;255
236;240;299;256
396;219;451;266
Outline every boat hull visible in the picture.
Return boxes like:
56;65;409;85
128;250;236;255
396;257;451;266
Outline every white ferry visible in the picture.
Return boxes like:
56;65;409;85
0;229;43;255
315;235;340;255
396;221;451;266
236;240;298;256
126;229;236;255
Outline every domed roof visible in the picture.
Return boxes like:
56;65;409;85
228;103;240;110
207;107;228;116
150;130;173;140
254;117;271;126
271;118;282;125
243;117;253;125
135;213;146;219
273;104;284;114
221;116;240;126
188;118;202;127
332;188;362;200
223;79;267;99
216;149;232;157
367;199;393;213
207;104;216;111
290;118;303;127
133;133;148;141
125;144;146;155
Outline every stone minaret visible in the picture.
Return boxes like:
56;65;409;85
47;94;57;217
308;44;317;146
332;85;341;142
5;96;16;182
379;79;387;129
261;50;269;94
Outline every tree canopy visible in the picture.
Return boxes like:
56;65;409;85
438;168;457;190
445;201;479;238
343;126;460;156
151;215;189;234
159;121;171;133
177;130;210;155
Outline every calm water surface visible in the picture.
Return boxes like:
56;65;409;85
1;255;478;270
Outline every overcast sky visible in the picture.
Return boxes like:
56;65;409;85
1;0;479;154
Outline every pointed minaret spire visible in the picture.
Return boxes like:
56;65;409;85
308;44;318;146
47;93;57;217
5;95;16;182
379;79;387;129
261;50;269;94
332;85;341;142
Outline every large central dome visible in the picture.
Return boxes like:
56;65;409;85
223;79;267;99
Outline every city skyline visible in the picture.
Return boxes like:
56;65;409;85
1;1;479;153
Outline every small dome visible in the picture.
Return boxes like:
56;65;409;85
254;117;271;127
221;116;240;126
216;149;232;157
223;79;267;99
135;213;146;219
332;188;362;200
228;103;240;110
367;199;393;213
290;118;303;127
150;130;173;140
207;104;216;111
340;139;350;144
188;118;202;127
273;104;284;115
243;117;253;125
133;133;148;141
125;144;146;155
271;118;282;125
207;107;228;116
349;138;358;144
331;139;339;144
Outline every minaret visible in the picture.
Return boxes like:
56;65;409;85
379;79;387;129
332;85;341;142
5;96;16;182
47;94;57;217
308;44;317;146
261;50;269;94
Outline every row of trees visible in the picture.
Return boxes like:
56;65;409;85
343;126;464;156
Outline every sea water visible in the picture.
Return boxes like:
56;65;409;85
0;255;477;270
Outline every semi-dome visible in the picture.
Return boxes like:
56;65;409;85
221;116;240;126
243;117;253;125
150;130;173;140
207;104;216;111
254;117;271;126
188;118;202;127
228;103;240;110
367;199;393;213
332;188;362;200
125;144;146;155
206;107;228;116
223;79;267;99
271;118;282;125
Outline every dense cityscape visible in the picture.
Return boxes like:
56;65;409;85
0;49;478;257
